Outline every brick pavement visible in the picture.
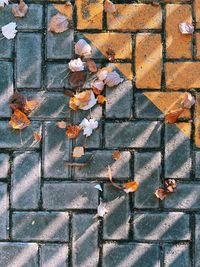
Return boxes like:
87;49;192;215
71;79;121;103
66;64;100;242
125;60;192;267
0;0;200;266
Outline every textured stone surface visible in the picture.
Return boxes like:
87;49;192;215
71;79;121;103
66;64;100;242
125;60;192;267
164;244;191;267
0;154;10;179
40;244;68;267
0;183;8;239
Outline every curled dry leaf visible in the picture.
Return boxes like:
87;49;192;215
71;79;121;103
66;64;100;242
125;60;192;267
112;150;121;161
107;165;122;190
12;0;28;18
97;95;106;105
79;118;98;137
104;71;123;87
97;66;113;81
164;179;177;193
57;121;67;129
69;90;97;111
91;80;104;95
33;132;42;142
155;188;168;200
104;0;116;13
86;59;97;73
123;181;139;193
165;108;184;124
75;39;92;57
9;109;30;130
2;22;17;39
54;1;73;20
9;93;26;112
179;22;194;34
66;124;81;139
68;71;87;88
97;200;108;217
72;146;84;158
0;0;9;8
181;93;195;109
106;48;115;61
68;58;84;72
48;13;69;33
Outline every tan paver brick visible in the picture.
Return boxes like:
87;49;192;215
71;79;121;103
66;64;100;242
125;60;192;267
166;4;192;59
107;4;162;31
195;0;200;28
196;33;200;59
135;33;162;89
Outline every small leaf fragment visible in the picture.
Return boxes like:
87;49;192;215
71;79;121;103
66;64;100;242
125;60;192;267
12;0;28;18
104;0;116;13
9;93;26;112
123;181;139;193
112;150;121;161
181;93;195;109
68;71;87;88
165;108;184;124
94;184;103;191
107;165;122;190
79;118;98;137
24;100;39;114
179;22;194;34
48;13;69;33
66;124;81;139
57;121;67;129
86;59;97;73
106;48;115;61
72;146;84;158
33;132;42;142
97;95;106;105
2;22;17;40
9;109;30;130
155;188;168;200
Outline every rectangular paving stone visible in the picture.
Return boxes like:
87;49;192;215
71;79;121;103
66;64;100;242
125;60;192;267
0;183;8;239
12;152;41;210
107;4;162;30
43;122;71;178
195;93;200;148
0;154;10;179
196;33;200;59
105;80;133;119
77;0;103;30
16;33;42;88
74;150;131;179
0;61;13;118
47;5;74;59
134;152;161;208
164;244;191;267
195;0;200;28
0;4;43;29
0;243;38;267
165;123;191;178
40;244;68;267
166;4;192;59
195;214;200;267
166;62;200;89
12;212;69;241
72;214;99;267
195;152;200;178
0;121;41;149
134;212;190;241
46;63;70;89
42;182;98;209
0;39;13;58
164;183;200;209
103;184;130;240
103;243;160;267
135;33;162;89
105;121;161;148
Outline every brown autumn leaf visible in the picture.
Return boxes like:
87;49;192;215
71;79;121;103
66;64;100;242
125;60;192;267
9;109;30;130
86;59;97;73
33;132;42;142
12;0;28;17
165;179;177;193
107;165;122;190
104;0;116;13
165;108;184;124
9;93;26;112
155;188;168;200
63;88;75;97
24;100;39;114
54;1;73;20
72;146;84;158
123;181;139;193
97;95;106;105
66;124;81;139
106;48;115;61
69;90;92;110
112;150;121;161
57;121;67;129
68;71;87;88
48;13;69;33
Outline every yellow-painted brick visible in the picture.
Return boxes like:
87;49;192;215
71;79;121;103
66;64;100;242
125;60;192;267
135;33;162;89
195;33;200;59
76;0;103;29
166;62;200;90
107;4;162;30
195;93;200;147
114;63;133;80
166;4;192;59
195;0;200;28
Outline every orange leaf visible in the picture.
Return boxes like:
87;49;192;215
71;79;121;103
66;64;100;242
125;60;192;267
66;124;81;139
112;150;121;161
54;2;73;20
24;100;39;114
72;146;84;158
69;90;92;110
97;95;106;105
165;108;184;124
48;13;69;33
57;121;67;129
9;109;30;130
33;132;42;142
154;188;168;200
107;165;122;190
123;181;139;193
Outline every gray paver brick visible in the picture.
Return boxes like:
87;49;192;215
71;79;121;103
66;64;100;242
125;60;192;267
40;243;68;267
0;121;41;149
0;61;13;117
0;183;8;239
105;80;133;118
164;244;191;267
0;242;38;267
103;243;160;267
134;152;161;208
195;151;200;178
11;152;41;210
16;33;42;88
43;122;71;178
72;214;99;267
105;121;161;148
42;182;98;209
12;212;69;241
74;150;131;179
46;63;70;89
0;38;13;58
195;214;200;267
165;123;191;178
103;184;130;239
0;153;10;178
134;212;190;241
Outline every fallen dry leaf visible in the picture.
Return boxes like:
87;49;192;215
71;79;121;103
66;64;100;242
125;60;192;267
12;0;28;17
97;95;106;105
123;181;139;193
155;188;168;200
75;39;92;57
68;58;84;72
179;22;194;34
54;1;73;20
48;13;69;33
107;165;122;190
63;88;75;97
2;22;17;39
72;146;84;158
104;0;116;13
91;80;104;95
57;121;67;129
9;93;26;112
79;118;98;137
66;124;80;139
0;0;9;8
24;100;39;114
106;48;115;61
104;71;123;87
9;109;30;130
69;90;97;111
33;132;42;142
68;71;87;88
112;150;121;161
165;108;184;124
86;59;97;73
155;179;177;200
181;93;195;109
165;179;177;193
